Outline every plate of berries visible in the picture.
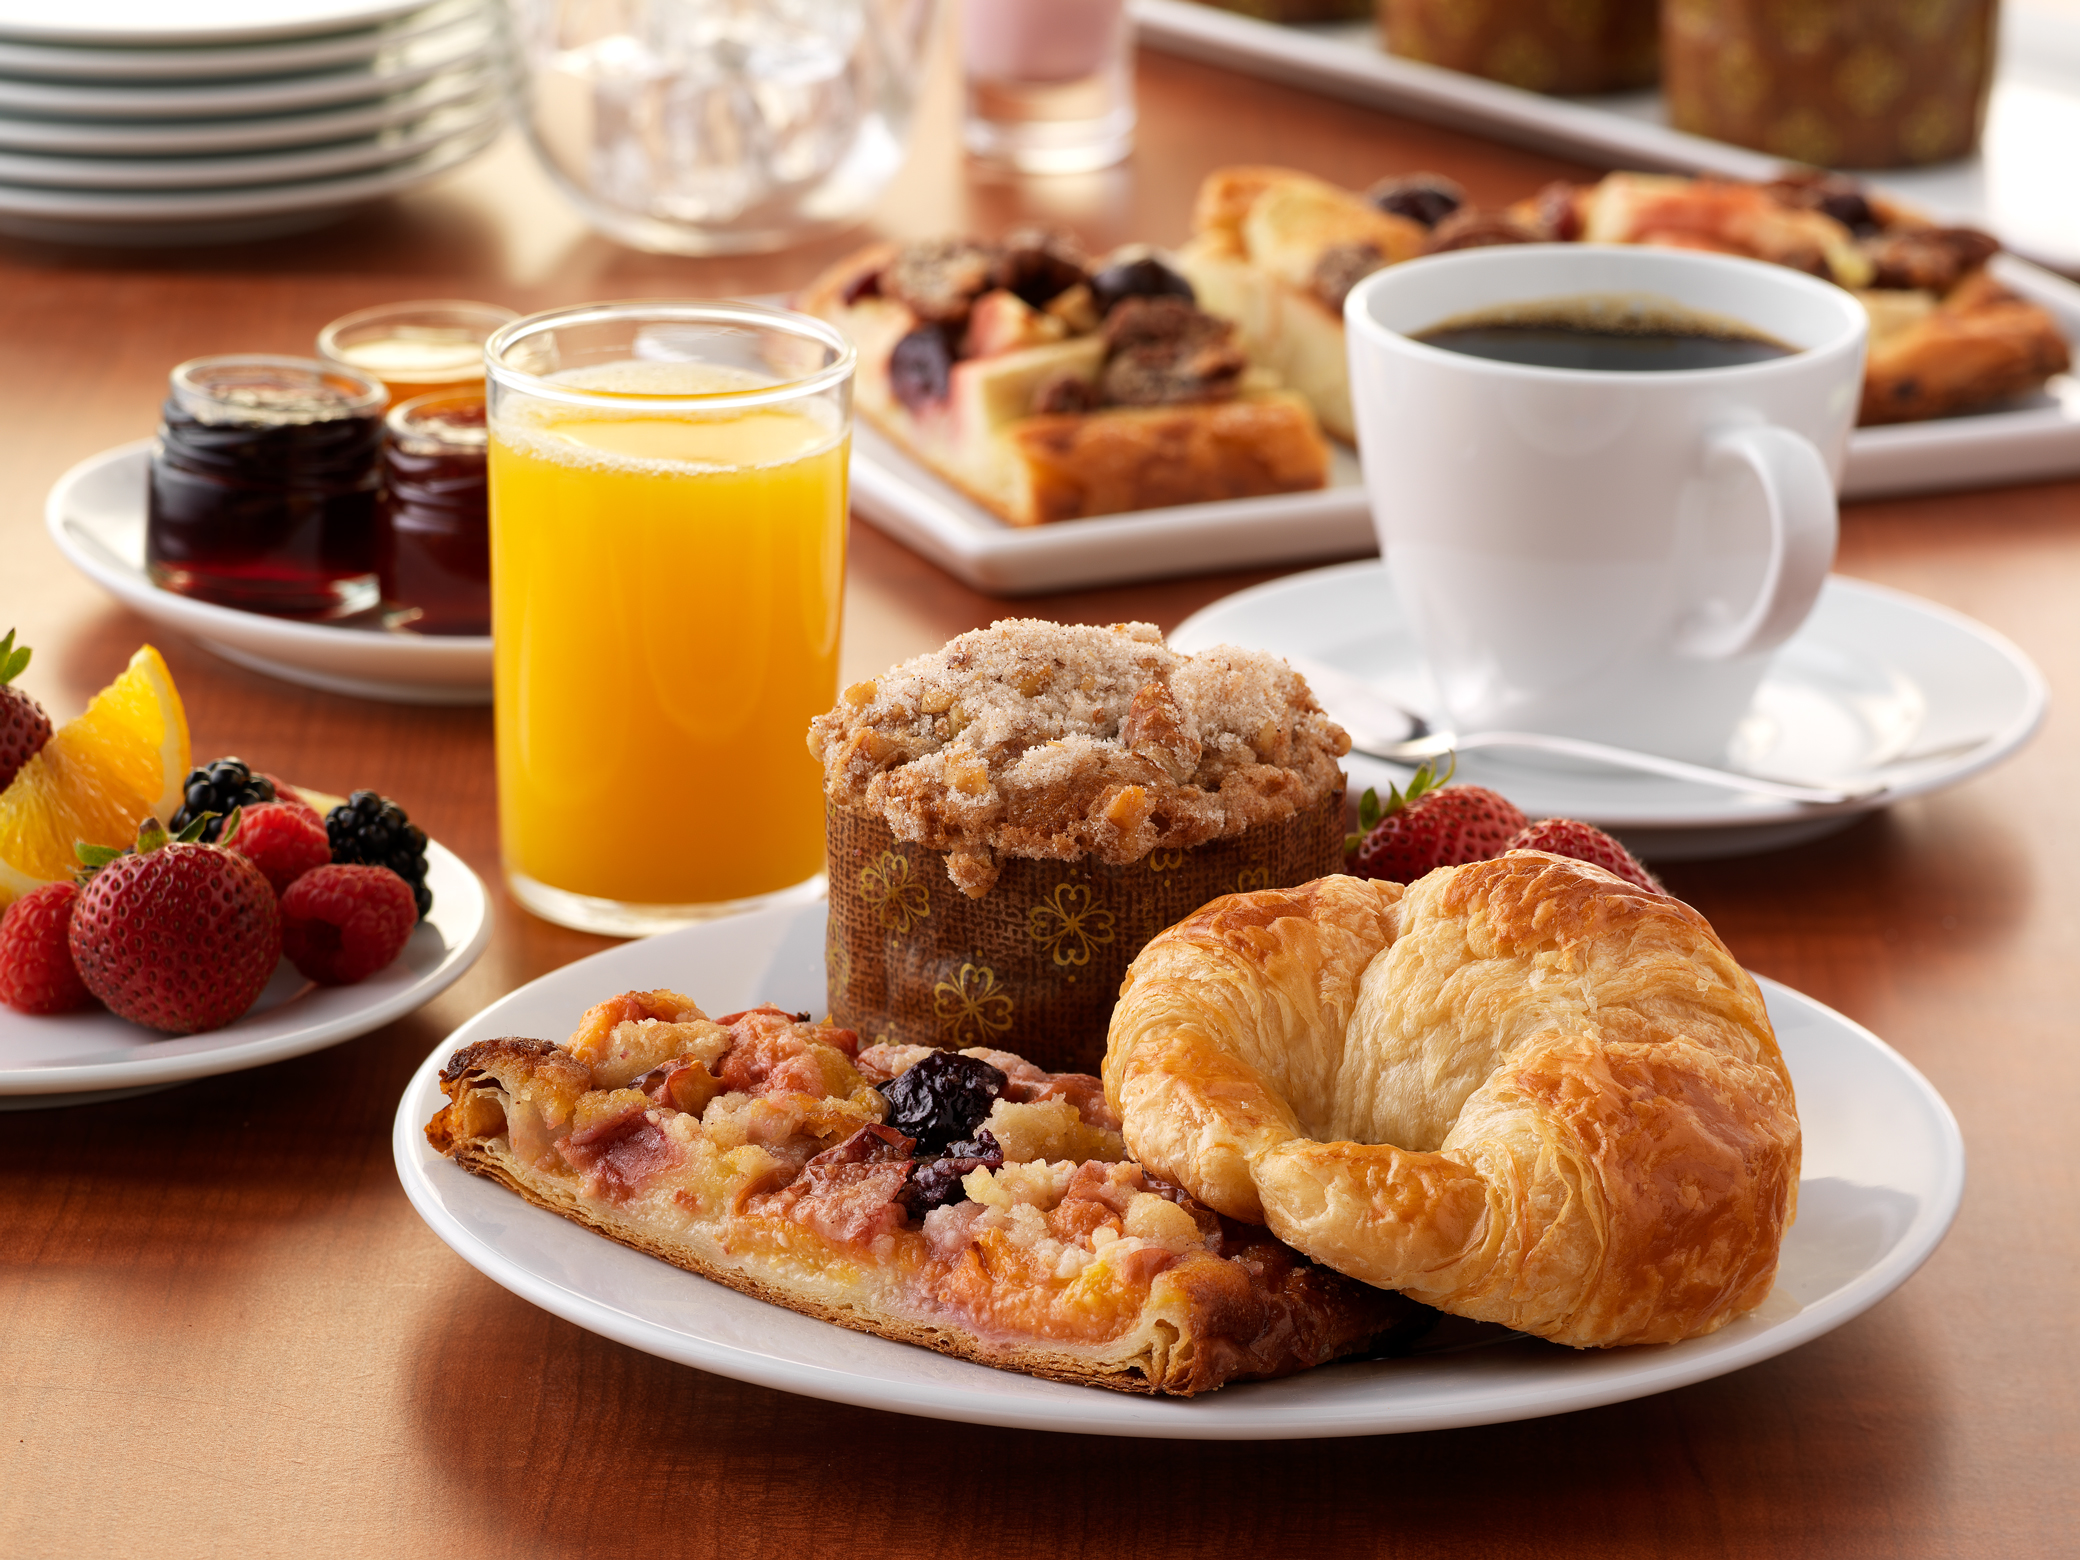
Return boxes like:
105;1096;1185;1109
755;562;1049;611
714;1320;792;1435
0;632;490;1105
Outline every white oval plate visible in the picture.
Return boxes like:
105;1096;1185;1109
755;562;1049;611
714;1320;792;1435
0;0;477;81
1171;560;2046;859
0;17;492;114
393;897;1964;1440
47;441;492;704
0;67;494;156
0;0;436;47
2;840;490;1105
0;92;500;191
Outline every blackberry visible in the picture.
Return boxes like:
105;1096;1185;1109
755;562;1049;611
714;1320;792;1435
325;789;432;919
881;1051;1006;1156
168;757;276;843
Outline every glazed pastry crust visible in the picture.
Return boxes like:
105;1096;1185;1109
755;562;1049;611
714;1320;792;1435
1859;269;2073;424
1103;857;1801;1348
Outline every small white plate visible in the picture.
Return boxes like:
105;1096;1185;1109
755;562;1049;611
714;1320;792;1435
0;14;495;120
0;92;500;191
1170;560;2046;859
393;898;1964;1439
849;421;1376;596
0;0;477;82
0;0;452;50
2;841;490;1107
47;441;492;705
0;67;494;156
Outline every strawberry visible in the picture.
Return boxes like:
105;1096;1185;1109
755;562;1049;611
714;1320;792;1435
0;628;53;792
1345;760;1529;884
227;801;333;896
0;881;95;1015
279;864;416;985
1505;818;1664;894
68;814;282;1035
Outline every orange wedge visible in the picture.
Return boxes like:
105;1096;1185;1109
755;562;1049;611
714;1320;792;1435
0;645;189;907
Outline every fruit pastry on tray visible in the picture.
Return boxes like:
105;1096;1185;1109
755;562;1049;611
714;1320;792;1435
797;229;1332;527
1179;164;2072;433
426;995;1425;1395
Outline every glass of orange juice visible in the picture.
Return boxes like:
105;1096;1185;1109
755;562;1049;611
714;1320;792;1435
485;301;853;936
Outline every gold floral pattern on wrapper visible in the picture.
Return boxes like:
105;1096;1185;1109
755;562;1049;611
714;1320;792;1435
824;788;1345;1074
1663;0;1994;167
1027;883;1116;968
858;848;930;936
933;963;1016;1046
1381;0;1660;94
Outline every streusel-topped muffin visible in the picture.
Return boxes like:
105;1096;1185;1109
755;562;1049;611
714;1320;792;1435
810;619;1348;895
810;620;1348;1070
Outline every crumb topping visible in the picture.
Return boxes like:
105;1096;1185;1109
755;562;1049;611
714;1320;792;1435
807;620;1349;895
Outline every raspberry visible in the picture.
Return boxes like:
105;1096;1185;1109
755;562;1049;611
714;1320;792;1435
0;882;94;1015
280;864;417;985
228;802;333;896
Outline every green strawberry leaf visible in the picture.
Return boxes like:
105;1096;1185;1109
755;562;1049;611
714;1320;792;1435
74;841;125;870
176;812;219;845
0;629;28;687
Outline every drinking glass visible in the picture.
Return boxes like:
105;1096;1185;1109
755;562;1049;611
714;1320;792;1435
510;0;941;255
962;0;1134;173
486;301;853;935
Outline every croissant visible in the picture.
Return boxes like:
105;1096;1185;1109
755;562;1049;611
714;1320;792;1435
1102;855;1800;1347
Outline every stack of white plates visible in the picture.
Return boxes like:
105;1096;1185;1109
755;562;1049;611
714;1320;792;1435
0;0;506;245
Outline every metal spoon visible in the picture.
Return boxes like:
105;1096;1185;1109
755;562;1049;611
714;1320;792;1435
1284;654;1890;807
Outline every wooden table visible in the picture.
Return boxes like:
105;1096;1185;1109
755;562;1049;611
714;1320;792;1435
4;39;2076;1560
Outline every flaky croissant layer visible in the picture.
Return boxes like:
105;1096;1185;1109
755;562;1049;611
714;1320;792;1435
1103;857;1801;1348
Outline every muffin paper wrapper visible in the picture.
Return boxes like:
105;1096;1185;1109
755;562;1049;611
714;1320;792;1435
825;787;1345;1075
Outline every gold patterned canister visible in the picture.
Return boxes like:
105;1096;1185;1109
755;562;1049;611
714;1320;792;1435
825;790;1345;1076
1663;0;1997;167
1380;0;1661;94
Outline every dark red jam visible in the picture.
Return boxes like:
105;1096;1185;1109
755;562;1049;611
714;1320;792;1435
145;357;385;617
378;393;489;636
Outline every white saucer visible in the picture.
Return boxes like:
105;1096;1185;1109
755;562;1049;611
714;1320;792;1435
0;15;493;120
0;92;499;191
1;841;490;1106
0;0;451;49
1170;560;2046;859
393;898;1963;1439
0;0;475;81
47;440;492;705
0;68;494;156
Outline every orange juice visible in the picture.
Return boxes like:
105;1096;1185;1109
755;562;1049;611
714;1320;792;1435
490;361;847;912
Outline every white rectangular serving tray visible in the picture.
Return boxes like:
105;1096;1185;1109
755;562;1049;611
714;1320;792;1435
1130;0;2080;271
851;253;2080;593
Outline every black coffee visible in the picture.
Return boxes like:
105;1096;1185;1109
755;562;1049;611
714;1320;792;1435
1413;294;1796;372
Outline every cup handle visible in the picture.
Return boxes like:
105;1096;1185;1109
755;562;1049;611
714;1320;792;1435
1681;423;1838;661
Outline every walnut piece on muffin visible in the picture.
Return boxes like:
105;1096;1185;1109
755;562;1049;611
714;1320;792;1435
807;620;1350;896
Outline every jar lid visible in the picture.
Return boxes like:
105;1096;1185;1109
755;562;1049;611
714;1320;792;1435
386;389;488;455
169;355;385;427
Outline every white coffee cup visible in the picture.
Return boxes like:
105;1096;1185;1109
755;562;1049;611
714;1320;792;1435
1344;244;1868;764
